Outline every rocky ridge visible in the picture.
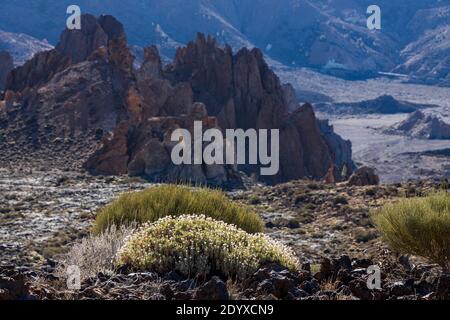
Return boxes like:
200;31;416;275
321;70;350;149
0;14;354;186
385;111;450;140
315;95;437;116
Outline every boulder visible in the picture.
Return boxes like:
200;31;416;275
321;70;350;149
193;277;229;300
348;167;380;186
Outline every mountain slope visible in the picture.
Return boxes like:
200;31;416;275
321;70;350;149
0;30;53;66
2;0;450;82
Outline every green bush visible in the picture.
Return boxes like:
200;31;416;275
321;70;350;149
373;192;450;271
93;184;264;234
116;215;299;279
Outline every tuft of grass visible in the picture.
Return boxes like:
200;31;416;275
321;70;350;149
116;215;299;279
372;192;450;271
93;184;264;234
56;225;136;281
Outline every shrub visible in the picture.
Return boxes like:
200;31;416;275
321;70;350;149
333;195;348;205
93;185;264;234
116;215;299;279
56;225;136;281
373;192;450;271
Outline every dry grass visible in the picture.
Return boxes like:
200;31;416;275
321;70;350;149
93;184;264;234
55;225;136;281
373;192;450;271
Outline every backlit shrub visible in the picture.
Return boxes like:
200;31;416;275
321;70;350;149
93;184;264;234
373;192;450;271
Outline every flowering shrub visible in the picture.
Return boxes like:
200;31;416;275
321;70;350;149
116;215;299;279
93;184;263;234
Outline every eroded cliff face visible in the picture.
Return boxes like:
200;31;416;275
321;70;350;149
0;14;354;187
0;51;13;91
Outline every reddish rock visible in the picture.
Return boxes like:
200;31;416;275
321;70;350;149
0;17;354;187
5;49;71;92
85;122;130;175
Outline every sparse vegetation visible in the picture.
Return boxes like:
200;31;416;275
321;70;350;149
93;185;264;234
116;215;300;279
333;195;349;205
56;225;136;281
373;192;450;271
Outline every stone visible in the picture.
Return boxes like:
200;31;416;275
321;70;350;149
388;281;414;297
193;277;229;300
0;267;31;300
349;279;375;300
348;167;380;186
300;279;320;295
436;274;450;300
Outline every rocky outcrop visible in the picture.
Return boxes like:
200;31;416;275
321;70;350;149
5;49;71;93
56;14;131;66
318;119;355;179
282;83;299;112
0;15;354;187
163;33;354;183
315;95;437;116
348;167;380;187
0;51;13;91
385;111;450;140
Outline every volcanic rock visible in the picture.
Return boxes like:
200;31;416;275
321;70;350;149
348;167;380;187
385;110;450;140
0;51;13;91
0;16;355;187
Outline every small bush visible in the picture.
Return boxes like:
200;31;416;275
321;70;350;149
373;192;450;271
93;185;264;234
116;215;299;279
56;225;136;281
333;195;348;205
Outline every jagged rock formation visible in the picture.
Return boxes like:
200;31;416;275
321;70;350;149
385;111;450;140
282;84;299;112
315;95;437;116
318;119;355;179
0;51;13;91
0;14;354;187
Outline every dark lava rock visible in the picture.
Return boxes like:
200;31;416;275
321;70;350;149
436;274;450;300
0;267;33;300
300;279;320;295
349;279;376;300
193;277;229;300
387;281;414;297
